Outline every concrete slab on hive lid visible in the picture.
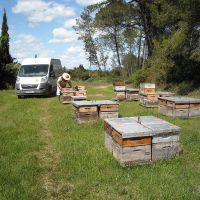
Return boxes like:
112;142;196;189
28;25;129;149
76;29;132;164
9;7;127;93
104;117;152;138
158;96;200;104
135;116;181;135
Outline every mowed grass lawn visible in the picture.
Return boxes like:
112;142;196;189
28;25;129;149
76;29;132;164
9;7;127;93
0;81;200;200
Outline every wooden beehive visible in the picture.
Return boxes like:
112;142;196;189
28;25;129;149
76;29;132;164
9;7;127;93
137;116;181;161
72;101;98;123
61;89;75;104
98;100;119;119
139;92;160;107
113;82;126;92
114;91;126;101
72;100;119;123
75;85;86;91
140;83;156;94
104;116;181;167
126;88;139;101
158;97;200;118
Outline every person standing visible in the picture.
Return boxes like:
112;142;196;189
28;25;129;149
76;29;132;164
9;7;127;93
56;73;72;96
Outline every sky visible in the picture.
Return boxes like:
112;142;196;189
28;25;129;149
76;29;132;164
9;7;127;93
0;0;104;69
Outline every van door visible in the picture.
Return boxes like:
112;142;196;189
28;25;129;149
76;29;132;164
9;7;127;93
49;61;57;94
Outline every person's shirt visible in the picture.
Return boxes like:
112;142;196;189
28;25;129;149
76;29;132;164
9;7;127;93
57;76;72;88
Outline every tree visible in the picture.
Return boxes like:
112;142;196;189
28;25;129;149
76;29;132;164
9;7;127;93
73;7;101;70
95;0;130;67
0;9;13;68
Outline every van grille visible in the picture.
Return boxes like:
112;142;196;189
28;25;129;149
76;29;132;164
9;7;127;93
21;84;38;89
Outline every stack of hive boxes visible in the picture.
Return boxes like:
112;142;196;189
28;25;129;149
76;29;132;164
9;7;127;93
158;97;200;118
113;82;126;101
139;83;174;107
72;85;87;101
104;116;181;167
139;83;159;107
126;88;139;101
61;88;75;104
72;100;119;123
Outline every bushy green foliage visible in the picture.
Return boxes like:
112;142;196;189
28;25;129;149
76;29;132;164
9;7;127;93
128;68;150;87
177;82;194;95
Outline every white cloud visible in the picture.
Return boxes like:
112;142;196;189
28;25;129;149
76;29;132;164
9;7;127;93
12;0;75;24
61;45;89;68
64;18;77;28
76;0;105;6
49;27;78;43
11;34;54;62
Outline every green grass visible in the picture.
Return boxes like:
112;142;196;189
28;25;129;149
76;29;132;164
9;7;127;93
0;84;200;199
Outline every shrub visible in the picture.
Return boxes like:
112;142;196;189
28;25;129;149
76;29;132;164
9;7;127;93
177;82;194;95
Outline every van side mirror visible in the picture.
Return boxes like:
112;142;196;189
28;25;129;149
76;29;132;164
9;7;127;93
50;71;55;77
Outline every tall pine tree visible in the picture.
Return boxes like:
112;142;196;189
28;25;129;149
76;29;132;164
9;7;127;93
0;9;13;68
0;9;13;89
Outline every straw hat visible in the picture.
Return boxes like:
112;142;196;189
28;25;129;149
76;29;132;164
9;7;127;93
62;73;71;81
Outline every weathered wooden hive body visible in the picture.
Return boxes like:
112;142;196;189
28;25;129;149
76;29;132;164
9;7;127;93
61;88;75;104
139;92;160;107
140;83;156;94
139;83;175;108
126;88;139;101
113;82;126;101
158;96;200;118
104;116;181;167
74;85;87;98
73;100;119;123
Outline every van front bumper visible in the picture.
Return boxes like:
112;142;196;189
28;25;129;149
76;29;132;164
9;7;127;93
15;83;50;96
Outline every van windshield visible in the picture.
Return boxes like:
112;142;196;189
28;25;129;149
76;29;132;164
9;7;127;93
19;65;49;77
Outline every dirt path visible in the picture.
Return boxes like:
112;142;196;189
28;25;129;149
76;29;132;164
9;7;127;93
35;99;72;200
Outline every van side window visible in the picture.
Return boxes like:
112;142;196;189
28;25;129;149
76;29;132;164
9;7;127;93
50;63;53;72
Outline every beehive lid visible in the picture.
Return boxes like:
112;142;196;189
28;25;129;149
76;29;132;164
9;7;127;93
72;100;98;107
126;88;139;92
71;96;87;100
135;116;180;135
104;117;152;138
139;92;158;96
157;91;175;95
158;96;200;103
95;100;119;105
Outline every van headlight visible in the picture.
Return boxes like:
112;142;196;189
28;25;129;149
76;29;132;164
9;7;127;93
41;76;48;83
16;77;20;83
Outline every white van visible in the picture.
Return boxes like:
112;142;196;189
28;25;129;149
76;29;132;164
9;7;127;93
15;57;62;98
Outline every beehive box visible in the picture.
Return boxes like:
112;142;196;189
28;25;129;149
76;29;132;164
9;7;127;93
61;89;75;104
126;88;139;101
135;116;180;161
104;116;181;167
72;101;98;123
139;92;160;107
114;91;126;101
158;97;200;118
140;83;156;94
73;100;119;123
75;85;86;91
71;96;87;101
113;82;126;91
74;90;87;96
98;100;119;119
